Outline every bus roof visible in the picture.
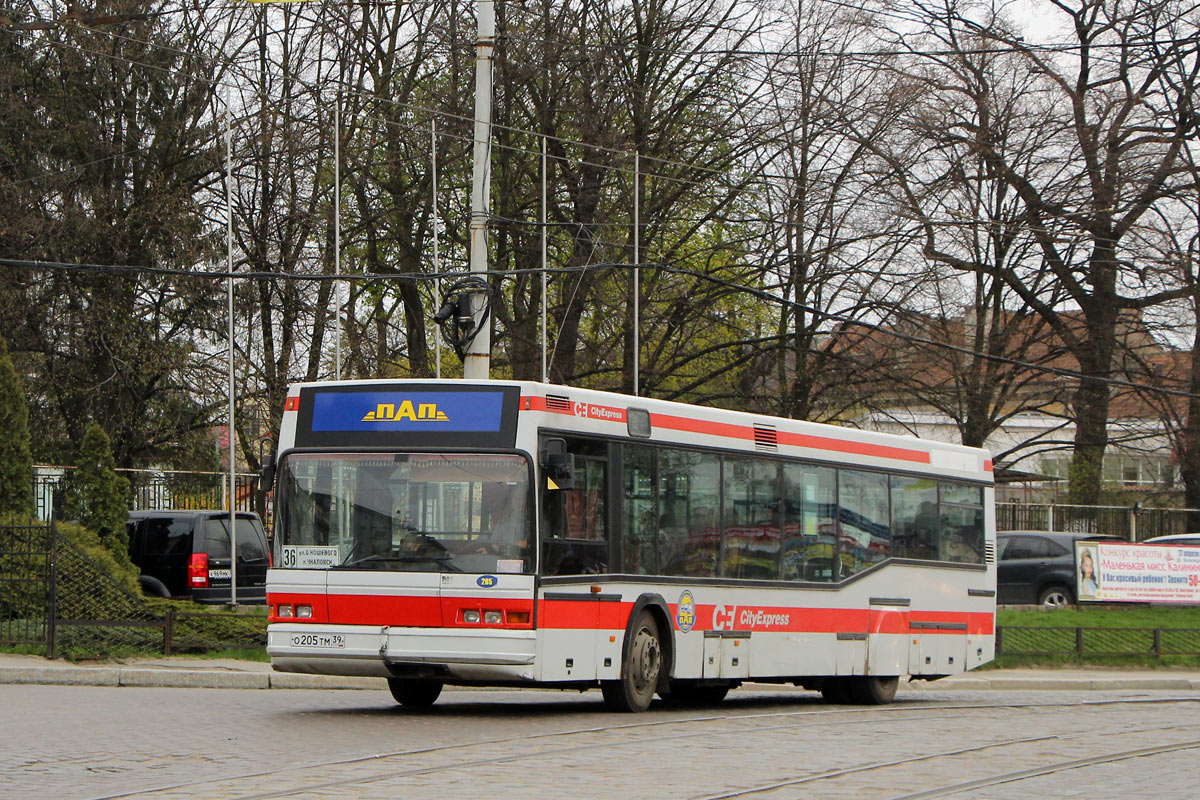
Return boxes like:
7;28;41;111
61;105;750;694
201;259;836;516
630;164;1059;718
283;378;992;483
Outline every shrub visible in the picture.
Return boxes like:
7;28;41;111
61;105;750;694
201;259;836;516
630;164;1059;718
0;334;34;517
56;520;141;596
61;424;134;573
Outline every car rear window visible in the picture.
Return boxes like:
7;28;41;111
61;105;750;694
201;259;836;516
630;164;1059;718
203;518;269;561
142;517;192;555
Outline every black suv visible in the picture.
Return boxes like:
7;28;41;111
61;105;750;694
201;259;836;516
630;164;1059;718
126;510;270;604
997;531;1123;608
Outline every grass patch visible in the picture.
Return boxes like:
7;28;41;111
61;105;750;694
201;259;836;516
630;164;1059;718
143;598;267;654
181;646;270;662
0;643;47;656
996;604;1200;668
990;653;1200;669
999;605;1200;628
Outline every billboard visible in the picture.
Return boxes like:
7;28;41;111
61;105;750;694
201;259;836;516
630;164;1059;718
1075;541;1200;603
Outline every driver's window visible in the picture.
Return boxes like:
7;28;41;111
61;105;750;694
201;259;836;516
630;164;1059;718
540;437;610;575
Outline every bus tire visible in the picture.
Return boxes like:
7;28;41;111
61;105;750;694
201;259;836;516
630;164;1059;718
662;680;730;706
387;678;443;707
849;676;899;705
602;611;662;712
820;677;852;704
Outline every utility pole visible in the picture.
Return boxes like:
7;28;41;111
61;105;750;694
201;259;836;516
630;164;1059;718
464;0;495;379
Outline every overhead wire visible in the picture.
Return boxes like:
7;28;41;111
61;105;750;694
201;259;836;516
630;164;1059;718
2;255;1196;401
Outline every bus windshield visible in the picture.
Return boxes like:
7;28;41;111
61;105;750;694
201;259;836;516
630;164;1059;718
276;453;532;574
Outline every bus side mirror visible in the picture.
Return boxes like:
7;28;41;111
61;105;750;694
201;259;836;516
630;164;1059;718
258;438;276;490
259;457;276;491
540;438;575;490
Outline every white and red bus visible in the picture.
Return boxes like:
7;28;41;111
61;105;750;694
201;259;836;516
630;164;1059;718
265;379;995;711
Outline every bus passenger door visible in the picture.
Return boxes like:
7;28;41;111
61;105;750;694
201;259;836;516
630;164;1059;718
538;436;616;681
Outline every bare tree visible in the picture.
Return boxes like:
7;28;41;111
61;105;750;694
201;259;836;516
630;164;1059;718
885;0;1200;502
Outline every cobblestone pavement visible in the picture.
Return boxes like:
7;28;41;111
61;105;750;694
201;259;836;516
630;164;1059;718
4;684;1199;800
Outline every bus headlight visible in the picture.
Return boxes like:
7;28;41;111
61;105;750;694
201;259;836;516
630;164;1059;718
463;610;481;623
484;610;502;625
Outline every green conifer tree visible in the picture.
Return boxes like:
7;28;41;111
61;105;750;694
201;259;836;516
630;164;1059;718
0;334;34;517
64;423;133;567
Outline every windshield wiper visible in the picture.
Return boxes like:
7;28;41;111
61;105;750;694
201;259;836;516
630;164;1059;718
334;551;461;572
391;554;462;572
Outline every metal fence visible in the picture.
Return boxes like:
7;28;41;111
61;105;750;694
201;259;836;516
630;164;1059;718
996;503;1200;540
0;524;52;651
34;466;263;524
997;626;1200;658
0;522;265;658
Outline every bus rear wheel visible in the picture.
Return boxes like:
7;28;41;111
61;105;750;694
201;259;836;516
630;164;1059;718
387;678;443;707
849;676;899;705
602;611;662;712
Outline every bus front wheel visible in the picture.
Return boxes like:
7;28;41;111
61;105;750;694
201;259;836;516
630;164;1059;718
387;677;443;707
602;611;662;712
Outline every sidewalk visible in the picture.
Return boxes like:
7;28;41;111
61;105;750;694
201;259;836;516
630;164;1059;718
2;652;1199;692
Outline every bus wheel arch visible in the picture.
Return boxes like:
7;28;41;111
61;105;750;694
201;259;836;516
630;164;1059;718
603;594;675;711
626;594;675;693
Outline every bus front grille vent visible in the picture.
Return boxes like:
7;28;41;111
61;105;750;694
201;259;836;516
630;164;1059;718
753;424;778;451
984;541;996;564
546;394;572;411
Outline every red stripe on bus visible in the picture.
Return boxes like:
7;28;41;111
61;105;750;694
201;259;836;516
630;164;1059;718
521;396;936;465
273;592;536;628
653;412;931;464
267;592;330;623
910;610;995;635
275;592;991;636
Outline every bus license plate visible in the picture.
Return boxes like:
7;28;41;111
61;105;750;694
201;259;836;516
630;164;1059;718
290;633;345;649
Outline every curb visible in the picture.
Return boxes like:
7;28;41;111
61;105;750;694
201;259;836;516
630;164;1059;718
0;667;380;690
4;668;1200;692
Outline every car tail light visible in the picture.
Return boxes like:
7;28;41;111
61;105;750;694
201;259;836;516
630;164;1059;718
188;553;209;587
268;550;273;568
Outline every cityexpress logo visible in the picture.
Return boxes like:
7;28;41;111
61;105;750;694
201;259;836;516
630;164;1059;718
361;400;449;423
712;605;791;631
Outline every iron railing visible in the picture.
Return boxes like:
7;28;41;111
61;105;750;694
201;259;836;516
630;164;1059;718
997;626;1200;657
1;522;265;658
996;502;1200;540
34;466;268;525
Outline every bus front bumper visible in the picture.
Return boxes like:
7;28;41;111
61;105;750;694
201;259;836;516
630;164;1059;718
267;623;538;681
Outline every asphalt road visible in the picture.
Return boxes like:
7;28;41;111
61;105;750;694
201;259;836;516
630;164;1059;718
4;684;1199;800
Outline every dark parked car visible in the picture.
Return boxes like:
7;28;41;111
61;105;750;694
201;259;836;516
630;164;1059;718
126;510;270;604
997;531;1123;608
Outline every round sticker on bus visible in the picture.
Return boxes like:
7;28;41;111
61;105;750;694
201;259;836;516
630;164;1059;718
676;590;697;632
477;575;499;588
